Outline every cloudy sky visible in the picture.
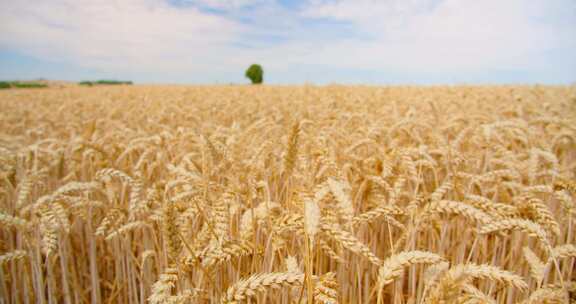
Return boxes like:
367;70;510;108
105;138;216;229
0;0;575;84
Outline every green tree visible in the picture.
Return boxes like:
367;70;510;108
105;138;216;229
245;64;263;84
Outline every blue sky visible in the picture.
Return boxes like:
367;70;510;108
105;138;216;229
0;0;575;84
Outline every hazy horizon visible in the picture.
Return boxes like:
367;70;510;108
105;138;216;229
1;0;575;85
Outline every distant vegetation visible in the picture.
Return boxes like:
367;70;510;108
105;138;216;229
79;80;133;86
245;64;263;84
0;81;48;89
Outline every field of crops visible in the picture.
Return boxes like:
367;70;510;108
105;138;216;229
0;85;575;303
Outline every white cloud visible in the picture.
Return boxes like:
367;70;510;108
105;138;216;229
0;0;244;73
304;0;437;29
0;0;573;83
191;0;267;9
298;0;575;71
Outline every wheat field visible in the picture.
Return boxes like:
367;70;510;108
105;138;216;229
0;85;575;303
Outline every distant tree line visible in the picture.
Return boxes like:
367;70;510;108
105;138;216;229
0;81;48;89
79;80;133;86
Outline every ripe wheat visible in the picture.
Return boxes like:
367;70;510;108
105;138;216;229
0;85;574;303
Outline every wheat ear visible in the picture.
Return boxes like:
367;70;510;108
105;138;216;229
163;201;182;265
321;223;382;266
304;196;321;304
443;263;528;291
352;205;404;226
479;219;551;253
0;211;29;229
314;272;338;304
521;284;571;304
461;284;496;304
0;250;27;266
149;267;179;304
282;121;301;178
522;246;545;284
377;251;445;288
426;263;527;303
222;271;304;303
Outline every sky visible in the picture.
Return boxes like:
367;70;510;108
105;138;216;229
0;0;575;84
